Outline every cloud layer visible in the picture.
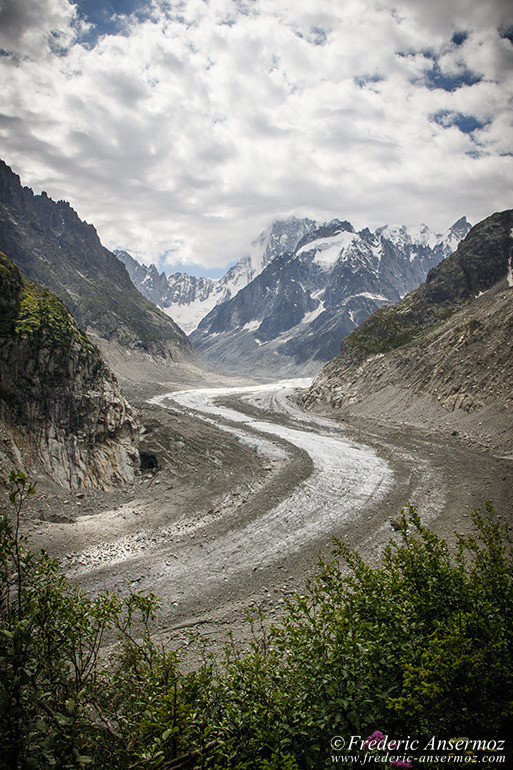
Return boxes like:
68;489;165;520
1;0;512;269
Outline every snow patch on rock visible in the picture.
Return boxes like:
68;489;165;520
297;232;357;266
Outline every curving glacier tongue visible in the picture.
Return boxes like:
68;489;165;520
149;380;394;597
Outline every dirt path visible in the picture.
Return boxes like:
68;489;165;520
22;379;513;666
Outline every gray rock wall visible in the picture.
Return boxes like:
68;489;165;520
0;254;139;488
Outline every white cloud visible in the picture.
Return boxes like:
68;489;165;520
0;0;85;56
0;0;512;270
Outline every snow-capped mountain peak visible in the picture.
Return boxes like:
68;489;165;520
115;216;317;334
116;214;471;376
248;216;317;273
376;217;470;256
188;215;472;377
437;216;472;256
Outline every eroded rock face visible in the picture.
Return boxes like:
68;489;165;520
306;283;513;416
0;253;139;488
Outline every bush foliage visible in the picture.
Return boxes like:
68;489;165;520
1;471;511;769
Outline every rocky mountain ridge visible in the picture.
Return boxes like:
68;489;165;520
0;254;140;488
0;160;192;369
189;215;471;377
305;210;513;455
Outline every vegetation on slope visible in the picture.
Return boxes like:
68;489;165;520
0;253;103;417
1;255;96;354
0;255;138;488
1;472;511;769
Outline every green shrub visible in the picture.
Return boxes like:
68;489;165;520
0;472;209;769
196;504;512;768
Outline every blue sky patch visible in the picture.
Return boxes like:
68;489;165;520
72;0;149;44
432;111;488;133
398;45;482;92
451;31;468;46
499;26;513;45
295;27;329;46
354;74;383;88
423;63;481;91
397;48;436;60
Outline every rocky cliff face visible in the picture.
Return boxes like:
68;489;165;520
0;254;139;488
189;217;470;377
305;210;513;455
0;160;192;365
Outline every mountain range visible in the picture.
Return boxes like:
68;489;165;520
0;155;508;488
192;217;471;376
120;214;471;377
115;217;316;335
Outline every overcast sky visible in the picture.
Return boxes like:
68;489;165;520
1;0;512;275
